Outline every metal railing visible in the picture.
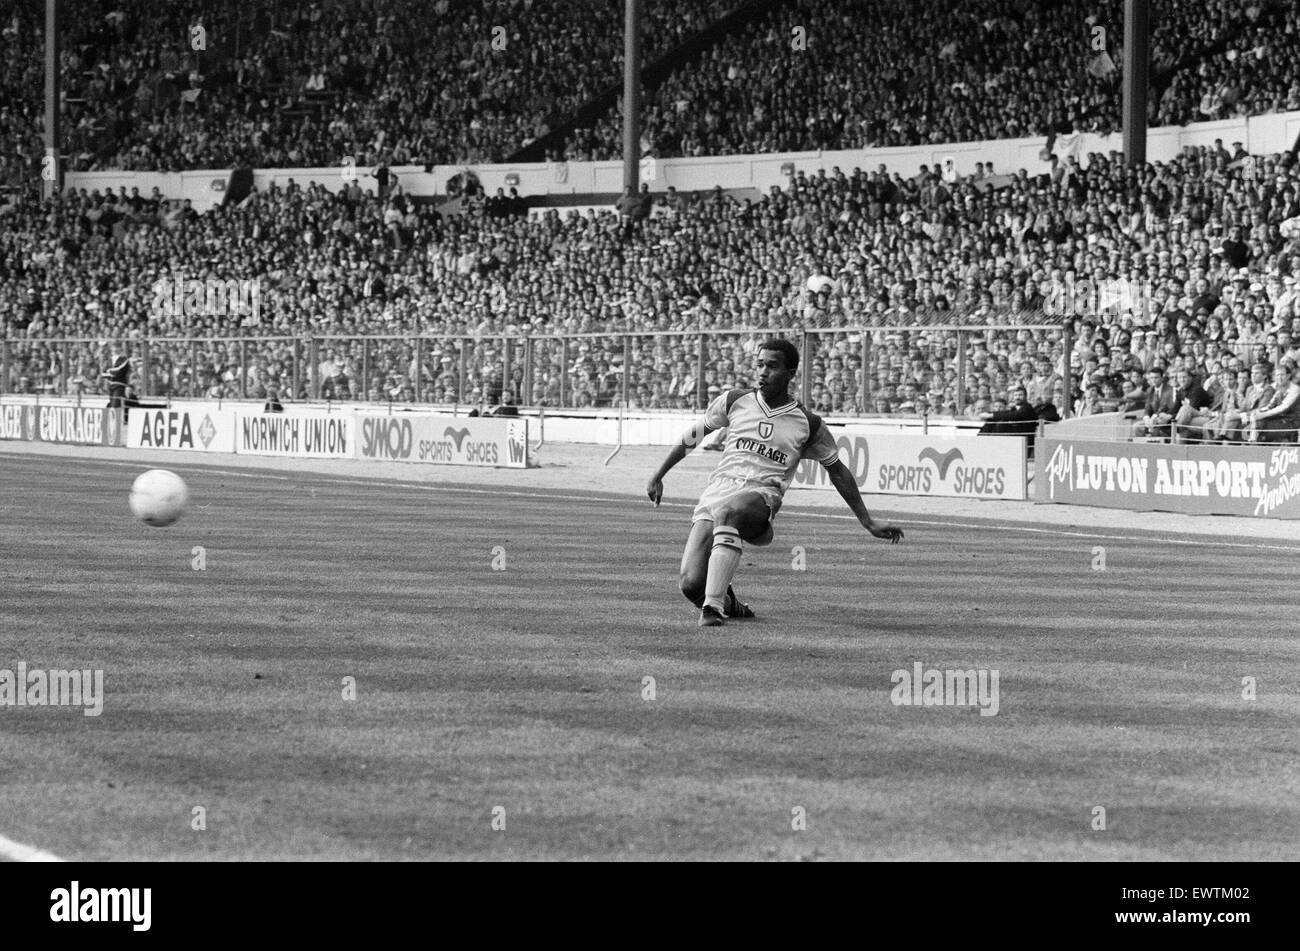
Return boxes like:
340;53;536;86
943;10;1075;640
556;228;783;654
0;324;1067;417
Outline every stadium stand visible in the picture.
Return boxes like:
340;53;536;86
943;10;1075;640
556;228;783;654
0;0;738;190
3;137;1298;436
3;0;1299;186
567;0;1300;159
2;0;1300;441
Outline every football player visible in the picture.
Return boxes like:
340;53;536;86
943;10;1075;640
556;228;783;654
647;339;904;627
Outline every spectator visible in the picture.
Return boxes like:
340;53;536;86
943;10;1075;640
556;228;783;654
1202;367;1247;443
100;350;131;409
491;391;520;417
1171;366;1216;442
1246;362;1300;442
1132;366;1178;439
1119;367;1149;413
978;383;1036;434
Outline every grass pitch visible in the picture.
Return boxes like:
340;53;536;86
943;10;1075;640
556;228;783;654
1;451;1297;860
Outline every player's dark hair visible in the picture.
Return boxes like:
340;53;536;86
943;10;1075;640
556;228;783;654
759;338;799;373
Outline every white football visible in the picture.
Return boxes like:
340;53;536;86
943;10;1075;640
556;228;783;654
129;469;189;527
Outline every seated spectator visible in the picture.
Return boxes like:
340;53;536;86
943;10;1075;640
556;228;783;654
1237;362;1278;434
977;384;1037;435
1118;368;1148;413
1246;362;1300;443
490;392;520;416
1078;383;1105;415
1095;378;1122;412
1202;367;1246;443
1171;366;1215;442
1132;366;1178;440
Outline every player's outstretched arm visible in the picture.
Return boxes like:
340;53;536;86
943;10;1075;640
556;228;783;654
646;420;715;507
825;459;904;543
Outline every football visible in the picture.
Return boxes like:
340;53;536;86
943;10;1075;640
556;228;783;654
128;469;189;527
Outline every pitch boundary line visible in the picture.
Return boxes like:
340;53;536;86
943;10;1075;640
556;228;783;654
0;832;64;862
9;452;1300;553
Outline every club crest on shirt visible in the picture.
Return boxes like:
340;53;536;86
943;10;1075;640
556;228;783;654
758;421;773;439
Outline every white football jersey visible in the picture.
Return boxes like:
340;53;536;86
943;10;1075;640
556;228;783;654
699;388;840;498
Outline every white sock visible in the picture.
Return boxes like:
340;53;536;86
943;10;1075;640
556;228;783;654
703;526;743;612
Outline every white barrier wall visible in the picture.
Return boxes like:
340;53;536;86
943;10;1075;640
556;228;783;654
792;431;1028;500
126;402;238;452
0;397;123;446
355;412;529;467
65;111;1300;211
108;399;981;447
5;396;1022;494
5;394;984;450
111;400;530;466
237;410;355;458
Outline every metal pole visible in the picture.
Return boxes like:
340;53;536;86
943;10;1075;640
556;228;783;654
191;339;199;397
140;338;150;398
43;0;62;200
861;331;871;413
360;338;369;402
292;337;302;400
309;337;320;399
1;339;8;395
955;330;967;416
1122;0;1149;166
801;331;812;406
622;0;642;193
60;340;69;396
622;336;631;407
523;337;533;408
695;335;706;409
604;404;624;466
1060;319;1074;418
458;337;468;404
414;336;423;404
560;337;569;408
502;334;512;403
239;338;248;398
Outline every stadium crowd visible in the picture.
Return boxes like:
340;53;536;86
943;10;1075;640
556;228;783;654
0;0;736;190
3;139;1299;439
569;0;1300;160
3;0;1300;190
